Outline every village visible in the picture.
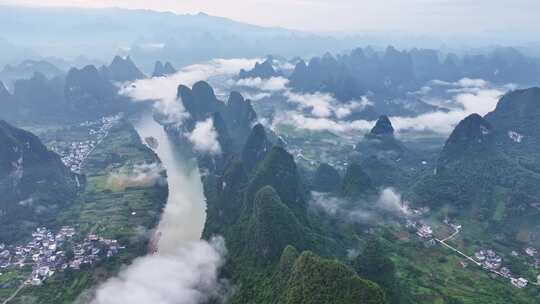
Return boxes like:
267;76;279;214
0;226;122;286
52;114;121;174
408;218;540;290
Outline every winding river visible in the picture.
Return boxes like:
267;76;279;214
134;113;207;254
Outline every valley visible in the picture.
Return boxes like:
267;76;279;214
0;117;168;303
1;5;540;302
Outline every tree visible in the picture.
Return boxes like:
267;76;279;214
353;237;401;304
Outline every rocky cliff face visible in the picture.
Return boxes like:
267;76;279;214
368;115;395;138
438;113;494;165
0;120;78;241
239;57;280;79
412;88;540;212
102;56;146;82
152;61;176;77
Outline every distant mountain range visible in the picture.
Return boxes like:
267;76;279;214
0;6;349;70
233;46;540;121
3;6;540;72
287;47;540;103
152;61;176;78
0;56;147;123
239;57;282;79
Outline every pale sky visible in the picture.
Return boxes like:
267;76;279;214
1;0;539;33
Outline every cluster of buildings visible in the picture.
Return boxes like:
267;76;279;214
523;249;540;273
474;248;536;289
406;220;434;239
406;214;540;290
525;247;538;257
443;217;462;231
0;226;121;286
475;249;502;270
511;277;529;289
67;233;121;272
53;115;121;174
519;247;540;269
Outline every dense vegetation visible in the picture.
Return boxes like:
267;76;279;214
196;114;391;303
5;121;167;303
0;120;78;242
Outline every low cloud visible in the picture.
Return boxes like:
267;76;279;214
284;91;372;119
273;111;373;134
272;60;295;72
233;76;289;92
391;87;503;134
107;163;165;191
284;91;335;118
346;248;361;260
264;90;375;136
240;92;271;101
429;78;488;88
119;58;260;123
270;78;506;136
89;236;229;304
309;192;377;225
334;97;373;119
377;188;413;216
186;118;222;155
310;188;414;225
309;193;342;216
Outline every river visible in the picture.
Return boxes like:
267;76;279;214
134;113;207;254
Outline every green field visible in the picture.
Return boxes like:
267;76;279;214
2;121;168;304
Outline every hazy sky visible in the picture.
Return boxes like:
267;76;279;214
2;0;540;33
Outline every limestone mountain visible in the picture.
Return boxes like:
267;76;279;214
239;57;281;79
0;81;14;114
10;72;65;121
211;112;234;155
246;146;304;214
64;65;120;119
152;61;176;77
0;81;10;98
242;123;273;173
484;87;540;172
0;60;63;87
209;159;247;227
222;91;258;147
356;115;416;187
368;115;395;138
177;82;257;149
283;251;386;304
177;81;225;121
438;113;494;165
288;47;539;103
0;121;78;242
411;88;540;228
101;56;146;82
194;112;234;173
248;186;306;264
1;63;139;123
411;114;508;209
200;143;388;303
311;163;341;193
341;163;374;197
361;115;405;154
353;237;402;304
